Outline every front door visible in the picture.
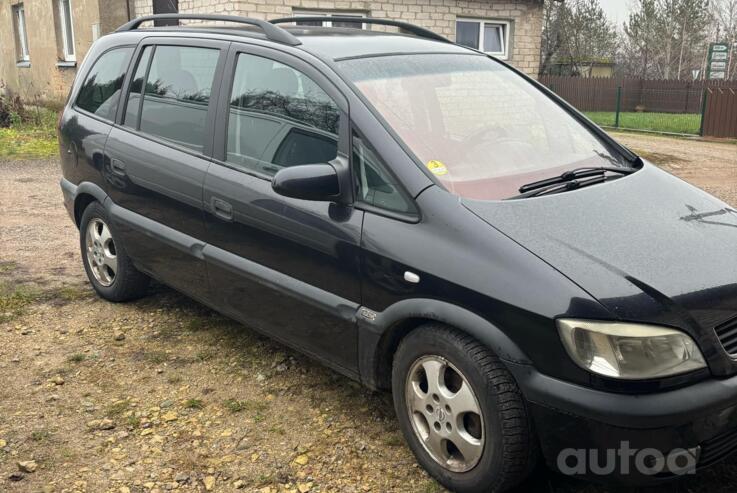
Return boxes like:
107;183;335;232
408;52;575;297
202;45;362;373
103;38;226;300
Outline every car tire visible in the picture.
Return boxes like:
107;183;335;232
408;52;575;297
392;323;537;493
79;201;150;302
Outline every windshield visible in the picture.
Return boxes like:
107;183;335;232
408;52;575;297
339;54;627;200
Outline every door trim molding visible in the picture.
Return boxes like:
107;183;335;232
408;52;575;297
202;245;358;322
108;201;359;321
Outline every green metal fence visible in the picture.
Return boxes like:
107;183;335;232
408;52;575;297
577;87;708;136
545;78;714;136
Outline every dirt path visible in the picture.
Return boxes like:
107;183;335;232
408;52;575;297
610;132;737;204
1;134;736;493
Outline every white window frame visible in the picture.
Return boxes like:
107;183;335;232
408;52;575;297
13;4;30;62
58;0;76;62
293;10;367;30
456;18;511;59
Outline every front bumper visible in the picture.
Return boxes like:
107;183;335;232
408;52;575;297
508;362;737;484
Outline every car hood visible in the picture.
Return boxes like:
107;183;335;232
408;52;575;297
463;163;737;334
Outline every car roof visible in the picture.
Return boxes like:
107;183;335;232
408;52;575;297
283;26;474;60
116;24;475;61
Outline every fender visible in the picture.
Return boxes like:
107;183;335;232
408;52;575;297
61;178;110;225
357;298;532;390
76;181;109;205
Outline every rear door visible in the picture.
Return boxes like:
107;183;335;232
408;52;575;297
201;44;363;374
103;38;227;300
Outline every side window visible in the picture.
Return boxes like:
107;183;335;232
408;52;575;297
128;45;220;152
226;53;340;176
75;47;133;121
123;46;153;128
352;131;416;215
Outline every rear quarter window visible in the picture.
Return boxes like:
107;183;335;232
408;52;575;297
75;47;134;121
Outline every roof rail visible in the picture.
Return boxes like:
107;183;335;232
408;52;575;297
269;16;450;44
116;14;302;46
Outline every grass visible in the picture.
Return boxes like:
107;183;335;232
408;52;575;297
67;353;87;363
382;433;403;447
223;399;268;415
268;425;286;436
183;398;205;410
105;400;130;418
0;261;19;274
53;285;91;303
421;480;444;493
126;415;141;429
0;281;44;323
166;374;183;385
143;350;169;365
30;429;52;442
195;350;215;362
583;111;702;135
0;282;91;324
0;107;59;160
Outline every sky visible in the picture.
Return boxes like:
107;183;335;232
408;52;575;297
598;0;635;25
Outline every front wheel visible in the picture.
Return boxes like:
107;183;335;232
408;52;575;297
79;201;150;302
392;324;537;493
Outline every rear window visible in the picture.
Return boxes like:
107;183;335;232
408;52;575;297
75;47;133;121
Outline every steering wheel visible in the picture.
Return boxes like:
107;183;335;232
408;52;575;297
462;125;511;148
461;125;537;161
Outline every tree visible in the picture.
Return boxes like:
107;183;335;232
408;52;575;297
539;1;566;75
620;0;712;79
539;0;618;76
620;0;661;78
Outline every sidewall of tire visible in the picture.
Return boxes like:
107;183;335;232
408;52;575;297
392;327;527;493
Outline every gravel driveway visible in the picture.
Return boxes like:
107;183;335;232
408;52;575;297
0;134;736;493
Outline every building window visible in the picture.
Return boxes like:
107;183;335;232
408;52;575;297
153;0;178;26
13;4;30;63
456;19;510;59
293;11;366;30
57;0;75;61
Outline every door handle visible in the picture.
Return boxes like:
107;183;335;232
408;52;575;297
211;197;233;221
110;158;126;176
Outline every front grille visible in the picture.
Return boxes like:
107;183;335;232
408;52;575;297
700;428;737;467
715;316;737;356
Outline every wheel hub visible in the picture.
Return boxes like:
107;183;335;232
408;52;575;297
85;218;117;287
405;355;485;473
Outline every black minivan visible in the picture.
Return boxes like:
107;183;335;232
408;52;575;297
59;14;737;493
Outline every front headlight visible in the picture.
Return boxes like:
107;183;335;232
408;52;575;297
557;319;706;379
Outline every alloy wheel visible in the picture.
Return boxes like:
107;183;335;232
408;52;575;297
405;355;485;472
85;218;117;287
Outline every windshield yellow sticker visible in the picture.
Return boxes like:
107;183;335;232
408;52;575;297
426;160;448;176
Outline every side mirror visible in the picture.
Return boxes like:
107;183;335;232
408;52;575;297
272;163;341;202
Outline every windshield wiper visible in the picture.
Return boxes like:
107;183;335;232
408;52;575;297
509;175;608;200
508;166;638;200
517;166;638;195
